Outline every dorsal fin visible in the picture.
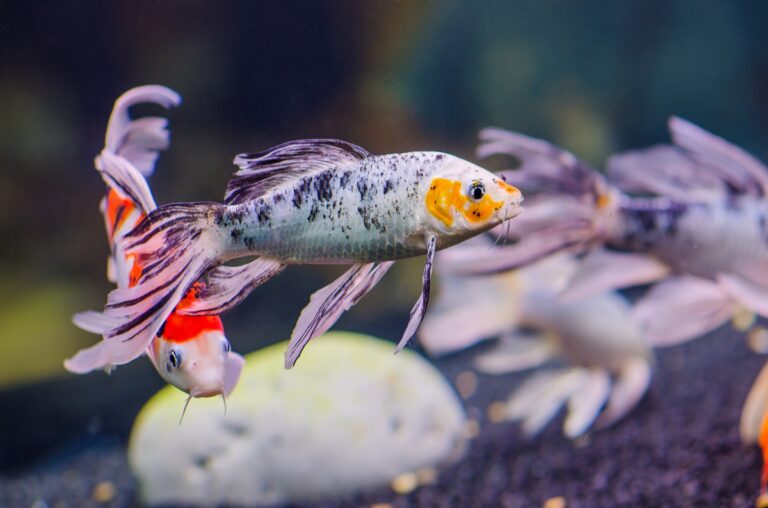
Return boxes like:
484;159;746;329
225;139;369;205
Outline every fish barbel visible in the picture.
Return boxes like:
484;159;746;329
65;86;244;399
75;113;523;370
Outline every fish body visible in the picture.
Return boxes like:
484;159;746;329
421;249;652;437
75;118;523;371
65;86;244;398
464;119;768;346
219;152;515;263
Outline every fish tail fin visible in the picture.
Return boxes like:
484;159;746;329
105;85;181;177
67;202;226;371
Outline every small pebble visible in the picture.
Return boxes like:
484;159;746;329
416;467;437;486
748;326;768;354
487;401;508;423
92;481;116;503
370;504;393;508
464;419;480;439
391;472;419;495
456;371;478;399
733;308;756;332
543;495;566;508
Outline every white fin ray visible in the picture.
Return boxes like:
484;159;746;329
669;116;768;198
631;276;734;347
560;249;670;302
395;235;437;353
597;357;652;429
227;139;369;205
717;273;768;318
285;261;395;368
178;258;286;316
517;369;586;437
473;333;555;374
564;369;611;438
105;85;181;177
740;362;768;444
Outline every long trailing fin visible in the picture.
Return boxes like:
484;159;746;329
563;369;611;438
226;139;369;205
607;144;725;199
596;357;652;429
559;249;670;302
741;362;768;444
631;275;734;347
395;235;437;353
66;202;222;371
97;150;157;215
477;127;606;199
473;333;555;374
178;258;286;316
717;273;768;318
670;116;768;198
105;85;181;177
285;261;394;368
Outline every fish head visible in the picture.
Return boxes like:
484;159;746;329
149;313;244;398
424;154;524;237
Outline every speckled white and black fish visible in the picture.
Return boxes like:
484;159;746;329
76;131;523;370
451;119;768;347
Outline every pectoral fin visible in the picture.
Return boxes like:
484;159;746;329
717;273;768;318
223;352;246;396
473;333;555;374
560;249;670;302
395;235;437;353
178;258;286;316
631;276;733;347
285;261;394;368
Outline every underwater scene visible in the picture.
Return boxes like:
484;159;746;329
3;1;768;507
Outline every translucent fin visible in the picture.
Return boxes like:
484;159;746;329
607;144;724;199
596;357;652;429
178;258;286;316
223;352;246;396
560;249;670;302
105;85;181;177
227;139;369;205
564;369;611;438
631;276;733;347
670;116;768;198
75;203;222;368
64;339;122;374
517;369;585;437
473;333;555;374
718;273;768;318
741;362;768;444
285;261;394;368
97;150;157;215
505;369;565;421
477;127;603;198
395;235;437;353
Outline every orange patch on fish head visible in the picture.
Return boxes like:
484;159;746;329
426;177;507;229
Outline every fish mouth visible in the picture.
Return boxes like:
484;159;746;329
191;386;225;398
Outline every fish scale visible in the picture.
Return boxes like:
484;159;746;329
222;153;442;264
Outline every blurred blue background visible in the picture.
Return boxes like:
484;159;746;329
1;0;767;471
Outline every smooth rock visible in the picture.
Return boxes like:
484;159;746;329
129;331;467;506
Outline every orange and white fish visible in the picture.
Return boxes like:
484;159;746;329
64;86;244;400
72;112;523;371
740;362;768;506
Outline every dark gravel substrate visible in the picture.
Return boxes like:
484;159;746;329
1;327;764;508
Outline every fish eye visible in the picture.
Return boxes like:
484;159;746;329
169;349;182;369
222;338;231;353
468;182;486;201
